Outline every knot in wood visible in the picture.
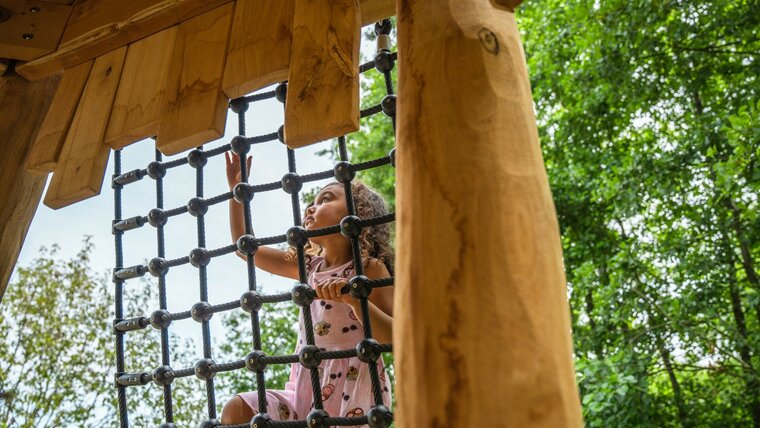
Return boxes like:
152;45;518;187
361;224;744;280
478;28;499;55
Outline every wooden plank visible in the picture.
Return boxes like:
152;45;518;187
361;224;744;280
44;47;126;209
359;0;395;25
285;0;360;148
105;27;176;149
221;0;294;99
394;1;584;427
0;72;59;301
15;0;229;81
15;0;394;81
26;59;92;173
156;4;232;155
0;0;72;61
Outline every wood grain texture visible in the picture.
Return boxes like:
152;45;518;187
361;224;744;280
26;59;92;173
393;1;583;427
15;0;229;81
0;0;72;61
221;0;294;99
285;0;360;148
44;47;126;209
0;72;59;302
105;27;177;149
156;3;233;155
15;0;393;81
490;0;523;11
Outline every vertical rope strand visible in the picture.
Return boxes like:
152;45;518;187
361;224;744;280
155;148;174;422
195;146;217;418
112;150;129;428
236;98;269;414
337;135;383;405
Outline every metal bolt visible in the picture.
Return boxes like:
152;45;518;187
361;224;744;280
22;33;34;40
29;6;40;13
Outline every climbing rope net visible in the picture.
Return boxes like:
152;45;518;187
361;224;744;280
110;19;397;428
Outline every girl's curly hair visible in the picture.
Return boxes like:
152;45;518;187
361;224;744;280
287;181;394;274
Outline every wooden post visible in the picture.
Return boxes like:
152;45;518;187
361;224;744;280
394;1;583;427
285;0;360;148
0;69;60;301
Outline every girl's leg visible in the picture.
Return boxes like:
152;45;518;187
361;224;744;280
221;396;254;424
221;389;296;424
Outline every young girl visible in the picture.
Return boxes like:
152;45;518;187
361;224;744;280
221;152;394;425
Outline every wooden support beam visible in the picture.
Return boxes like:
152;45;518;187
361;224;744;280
44;47;126;209
359;0;396;24
285;0;360;148
394;1;583;427
15;0;230;81
0;0;72;61
0;70;59;302
105;27;176;149
221;0;294;99
156;4;233;155
26;59;92;173
16;0;394;82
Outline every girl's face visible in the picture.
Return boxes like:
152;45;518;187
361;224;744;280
304;184;349;230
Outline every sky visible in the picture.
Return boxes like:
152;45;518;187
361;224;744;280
14;85;342;360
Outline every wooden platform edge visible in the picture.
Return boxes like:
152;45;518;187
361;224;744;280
44;47;127;209
16;0;395;82
26;60;94;174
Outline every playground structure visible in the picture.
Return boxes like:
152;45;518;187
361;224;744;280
0;0;583;426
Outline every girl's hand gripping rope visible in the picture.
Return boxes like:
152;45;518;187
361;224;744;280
225;151;252;190
314;277;354;305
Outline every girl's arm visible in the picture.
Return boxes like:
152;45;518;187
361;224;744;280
315;258;394;343
226;152;299;280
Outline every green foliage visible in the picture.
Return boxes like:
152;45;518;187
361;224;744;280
518;0;760;425
0;241;113;427
0;240;207;427
345;58;398;211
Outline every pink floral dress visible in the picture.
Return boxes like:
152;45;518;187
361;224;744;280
237;256;392;424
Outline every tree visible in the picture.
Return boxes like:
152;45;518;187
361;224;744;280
0;241;114;427
517;0;759;425
0;240;207;427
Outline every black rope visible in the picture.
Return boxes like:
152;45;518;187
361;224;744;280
236;96;269;413
191;145;217;418
111;19;398;426
112;150;129;428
